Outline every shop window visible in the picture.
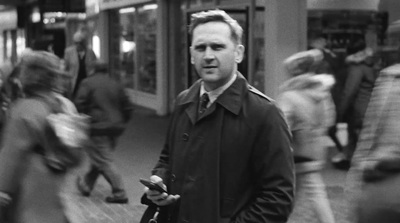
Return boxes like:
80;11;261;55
16;29;26;59
118;7;136;89
114;3;157;94
137;4;157;94
252;8;265;92
5;31;12;61
308;10;387;54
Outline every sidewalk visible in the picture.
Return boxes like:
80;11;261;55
63;106;170;223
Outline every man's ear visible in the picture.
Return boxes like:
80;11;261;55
190;46;195;64
235;44;245;63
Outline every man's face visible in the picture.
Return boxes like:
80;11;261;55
190;21;244;91
75;40;86;52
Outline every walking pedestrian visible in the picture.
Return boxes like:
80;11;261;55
142;9;294;223
277;49;336;223
346;63;400;223
64;30;96;98
333;40;377;170
74;60;133;204
0;50;84;223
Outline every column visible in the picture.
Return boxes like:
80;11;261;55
263;0;307;98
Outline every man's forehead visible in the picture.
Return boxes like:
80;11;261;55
192;23;232;41
192;21;231;33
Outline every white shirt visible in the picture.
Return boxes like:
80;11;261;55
199;73;237;108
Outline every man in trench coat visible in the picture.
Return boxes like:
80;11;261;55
144;9;295;223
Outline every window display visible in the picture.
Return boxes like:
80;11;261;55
308;10;387;53
112;3;157;94
137;4;157;94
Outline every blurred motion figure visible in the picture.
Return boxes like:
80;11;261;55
277;49;336;223
74;61;133;204
346;63;400;223
0;50;84;223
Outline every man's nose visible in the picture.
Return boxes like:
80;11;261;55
203;47;215;61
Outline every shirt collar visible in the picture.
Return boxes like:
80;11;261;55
178;72;248;116
200;73;237;107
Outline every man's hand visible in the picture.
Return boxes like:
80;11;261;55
144;175;180;206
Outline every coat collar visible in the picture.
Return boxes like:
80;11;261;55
178;72;248;122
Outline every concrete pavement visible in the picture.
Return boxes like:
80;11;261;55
63;106;351;223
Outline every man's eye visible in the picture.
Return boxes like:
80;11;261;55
195;45;206;51
211;44;224;50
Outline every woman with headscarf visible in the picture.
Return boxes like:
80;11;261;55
277;49;336;223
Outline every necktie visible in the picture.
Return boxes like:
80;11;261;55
199;93;210;114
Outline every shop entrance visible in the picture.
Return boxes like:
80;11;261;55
185;1;258;86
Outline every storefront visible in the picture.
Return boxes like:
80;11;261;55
88;0;308;115
0;7;25;65
306;0;400;70
88;0;168;115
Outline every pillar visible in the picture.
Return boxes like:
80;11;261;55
263;0;307;98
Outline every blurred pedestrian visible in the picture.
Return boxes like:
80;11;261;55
309;34;346;156
64;30;96;98
345;63;400;223
277;49;336;223
142;9;294;223
74;60;133;204
0;50;84;223
333;40;378;170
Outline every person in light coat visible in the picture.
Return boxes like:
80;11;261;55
277;49;336;223
0;51;83;223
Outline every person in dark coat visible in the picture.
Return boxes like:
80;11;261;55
309;34;346;156
0;50;83;223
64;31;97;98
74;60;133;204
142;9;295;223
333;40;378;170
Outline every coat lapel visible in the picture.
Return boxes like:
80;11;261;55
178;73;248;124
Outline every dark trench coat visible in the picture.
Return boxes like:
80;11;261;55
152;73;295;223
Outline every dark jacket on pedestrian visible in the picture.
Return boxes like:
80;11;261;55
339;48;377;126
152;73;295;223
74;68;133;137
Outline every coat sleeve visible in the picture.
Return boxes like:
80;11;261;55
73;80;91;114
339;66;363;121
119;87;134;122
233;105;295;223
0;103;41;195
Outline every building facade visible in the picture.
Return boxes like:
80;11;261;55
1;0;398;115
85;0;307;115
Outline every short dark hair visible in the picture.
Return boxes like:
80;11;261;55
188;9;243;45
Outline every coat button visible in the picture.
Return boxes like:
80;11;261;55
182;133;189;141
171;174;176;182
